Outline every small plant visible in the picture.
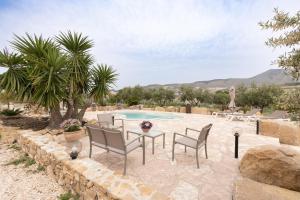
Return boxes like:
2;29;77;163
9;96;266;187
140;121;153;129
58;191;80;200
0;108;23;116
5;154;36;167
37;164;45;172
60;119;81;132
9;143;21;151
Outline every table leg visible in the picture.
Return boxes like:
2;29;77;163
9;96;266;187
163;133;165;148
152;138;155;154
142;136;145;165
127;131;129;140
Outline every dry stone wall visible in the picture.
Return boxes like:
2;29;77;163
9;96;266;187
15;130;169;200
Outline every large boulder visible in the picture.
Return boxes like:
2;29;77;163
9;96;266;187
259;120;280;138
240;145;300;192
279;124;300;146
233;177;300;200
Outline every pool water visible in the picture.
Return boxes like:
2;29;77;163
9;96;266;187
117;111;180;120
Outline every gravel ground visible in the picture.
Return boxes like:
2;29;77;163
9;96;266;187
0;143;64;200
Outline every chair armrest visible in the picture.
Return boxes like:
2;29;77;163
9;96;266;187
185;127;201;135
114;118;124;127
126;135;144;146
174;132;198;141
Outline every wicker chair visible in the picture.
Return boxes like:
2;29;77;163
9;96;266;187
172;124;213;168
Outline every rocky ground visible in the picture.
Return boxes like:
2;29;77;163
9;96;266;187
0;142;65;200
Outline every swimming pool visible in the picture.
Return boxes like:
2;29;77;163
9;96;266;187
116;111;180;120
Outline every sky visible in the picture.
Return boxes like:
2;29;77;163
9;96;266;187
0;0;299;89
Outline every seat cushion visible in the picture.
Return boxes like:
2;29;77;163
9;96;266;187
92;141;107;149
126;140;142;153
175;136;198;148
107;140;142;154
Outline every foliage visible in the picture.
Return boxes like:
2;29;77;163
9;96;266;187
90;64;118;105
0;90;16;109
260;8;300;80
278;88;300;121
6;153;36;167
58;191;80;200
140;121;153;129
0;108;23;116
235;84;282;112
60;119;81;132
179;86;196;105
212;90;230;110
0;32;117;128
37;164;45;172
151;87;175;106
9;143;21;151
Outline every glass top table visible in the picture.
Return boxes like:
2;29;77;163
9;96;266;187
126;129;166;154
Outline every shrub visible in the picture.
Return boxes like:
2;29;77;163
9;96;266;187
60;119;81;132
58;191;79;200
0;108;23;116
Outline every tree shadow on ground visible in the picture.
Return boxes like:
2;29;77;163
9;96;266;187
0;116;49;131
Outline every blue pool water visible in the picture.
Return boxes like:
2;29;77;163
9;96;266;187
117;111;180;120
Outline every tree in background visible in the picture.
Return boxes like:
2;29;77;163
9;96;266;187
212;90;229;110
152;87;175;106
278;88;300;121
260;8;300;80
179;86;196;105
0;32;117;128
235;84;282;113
194;88;213;105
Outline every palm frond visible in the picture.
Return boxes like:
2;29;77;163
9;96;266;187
89;64;118;103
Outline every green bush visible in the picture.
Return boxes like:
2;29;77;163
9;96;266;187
58;191;79;200
0;108;23;116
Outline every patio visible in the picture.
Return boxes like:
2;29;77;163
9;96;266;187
62;111;279;200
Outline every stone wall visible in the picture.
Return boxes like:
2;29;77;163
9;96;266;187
259;120;300;146
15;130;169;200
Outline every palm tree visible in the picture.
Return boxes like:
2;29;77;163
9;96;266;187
0;32;118;128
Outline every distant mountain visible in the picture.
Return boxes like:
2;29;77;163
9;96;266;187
144;69;299;90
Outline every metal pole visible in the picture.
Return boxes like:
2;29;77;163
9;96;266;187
234;132;239;158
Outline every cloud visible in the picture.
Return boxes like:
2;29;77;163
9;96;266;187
0;0;299;88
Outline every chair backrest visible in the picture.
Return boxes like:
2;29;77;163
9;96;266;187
245;108;260;116
267;110;289;119
102;128;126;151
97;113;114;127
86;125;107;147
197;124;213;145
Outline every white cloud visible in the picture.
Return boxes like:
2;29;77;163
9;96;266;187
0;0;299;88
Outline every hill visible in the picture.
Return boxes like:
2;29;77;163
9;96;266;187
144;69;299;90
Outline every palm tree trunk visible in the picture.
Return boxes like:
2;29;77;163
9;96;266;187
78;102;92;121
49;104;63;128
63;101;73;120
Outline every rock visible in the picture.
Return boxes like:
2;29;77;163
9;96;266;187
259;120;280;138
233;177;300;200
240;145;300;192
279;124;300;146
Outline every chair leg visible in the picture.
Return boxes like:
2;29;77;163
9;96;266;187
89;144;92;158
124;154;127;175
196;149;199;168
205;144;208;159
184;145;187;152
172;142;175;161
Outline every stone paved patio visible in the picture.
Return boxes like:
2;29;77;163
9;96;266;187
59;111;280;200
